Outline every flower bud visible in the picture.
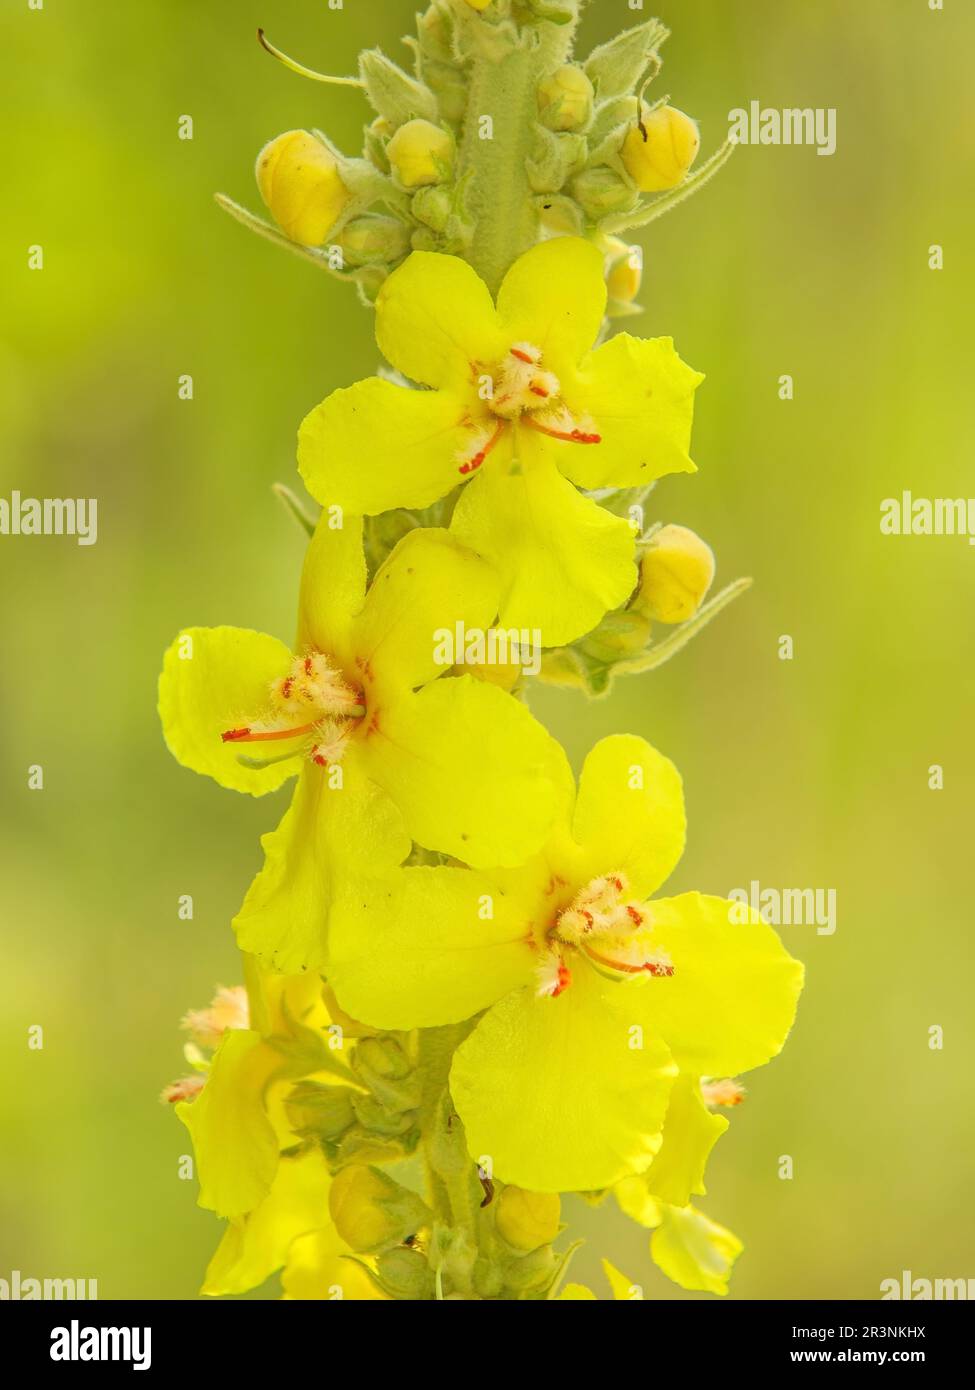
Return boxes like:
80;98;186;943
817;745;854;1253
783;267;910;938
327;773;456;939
495;1186;561;1252
636;525;715;623
571;165;638;218
285;1081;356;1141
538;195;585;237
328;1164;430;1254
411;184;453;233
255;130;351;246
463;0;494;10
602;234;643;303
537;65;594;132
335;215;410;268
386;119;454;188
620;105;700;193
502;1243;558;1292
581;608;651;664
417;6;454;63
375;1246;436;1299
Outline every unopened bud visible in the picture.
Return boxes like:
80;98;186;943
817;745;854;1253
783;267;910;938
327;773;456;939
417;6;454;63
571;165;638;218
502;1243;557;1291
495;1186;561;1252
620;105;700;193
602;234;643;303
537;195;585;237
636;525;715;623
386;119;454;189
375;1246;436;1299
255;130;351;246
411;184;453;233
463;0;494;10
335;215;410;267
286;1081;356;1141
328;1164;430;1254
537;65;594;132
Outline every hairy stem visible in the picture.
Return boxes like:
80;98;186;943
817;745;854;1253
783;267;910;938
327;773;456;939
458;18;576;291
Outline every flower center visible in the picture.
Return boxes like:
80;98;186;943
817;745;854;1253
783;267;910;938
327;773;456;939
221;651;365;768
458;341;602;477
536;872;674;998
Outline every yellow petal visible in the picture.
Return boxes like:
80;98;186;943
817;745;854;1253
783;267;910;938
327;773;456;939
651;1204;742;1296
351;528;500;693
233;761;410;974
375;250;504;390
450;435;637;647
202;1148;331;1297
159;626;298;795
282;1227;385;1300
571;735;686;899
496;237;606;376
298;377;469;516
327;866;535;1030
561;334;702;490
296;513;367;658
176;1029;280;1220
633;893;804;1076
360;674;564;868
451;971;677;1192
602;1258;644;1300
642;1074;728;1208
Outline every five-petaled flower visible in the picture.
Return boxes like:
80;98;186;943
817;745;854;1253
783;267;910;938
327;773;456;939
158;517;565;973
298;237;703;646
327;734;803;1192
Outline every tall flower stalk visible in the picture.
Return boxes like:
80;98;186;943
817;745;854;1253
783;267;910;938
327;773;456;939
160;0;801;1302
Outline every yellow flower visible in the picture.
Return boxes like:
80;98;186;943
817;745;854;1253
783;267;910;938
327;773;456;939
298;238;702;645
158;518;565;973
327;734;803;1191
621;105;700;193
256;130;351;246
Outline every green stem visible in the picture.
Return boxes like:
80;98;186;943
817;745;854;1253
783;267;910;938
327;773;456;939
457;18;577;291
416;1023;468;1226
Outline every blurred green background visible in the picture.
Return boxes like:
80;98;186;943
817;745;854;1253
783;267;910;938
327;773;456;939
2;0;973;1300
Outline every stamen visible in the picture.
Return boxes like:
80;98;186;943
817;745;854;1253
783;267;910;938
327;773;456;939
222;722;318;744
459;419;506;476
702;1078;746;1107
583;945;674;977
161;1076;205;1105
524;417;601;445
